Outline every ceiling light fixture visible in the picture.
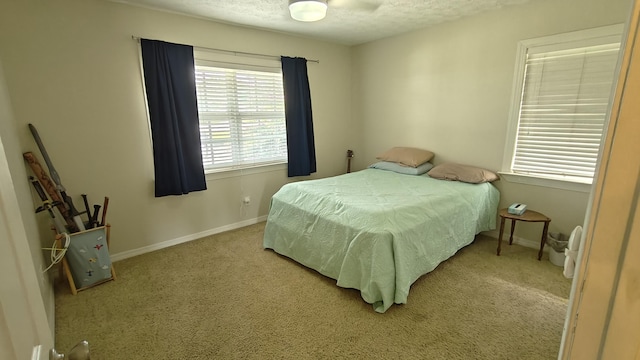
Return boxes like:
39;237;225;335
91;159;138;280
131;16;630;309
289;0;328;22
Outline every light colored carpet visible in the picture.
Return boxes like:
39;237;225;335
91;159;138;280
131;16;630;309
55;222;571;359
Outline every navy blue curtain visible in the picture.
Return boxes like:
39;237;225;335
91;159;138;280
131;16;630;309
140;39;207;197
281;56;317;177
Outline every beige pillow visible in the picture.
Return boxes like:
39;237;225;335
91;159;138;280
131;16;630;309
376;147;435;168
427;163;499;184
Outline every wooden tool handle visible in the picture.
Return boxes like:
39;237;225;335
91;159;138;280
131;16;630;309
100;197;109;226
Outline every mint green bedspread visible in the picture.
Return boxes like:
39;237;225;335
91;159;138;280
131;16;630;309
263;169;499;313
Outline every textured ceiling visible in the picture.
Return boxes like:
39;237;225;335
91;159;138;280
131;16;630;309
113;0;533;45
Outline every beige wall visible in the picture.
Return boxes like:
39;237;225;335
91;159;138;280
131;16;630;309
351;0;632;242
0;0;354;259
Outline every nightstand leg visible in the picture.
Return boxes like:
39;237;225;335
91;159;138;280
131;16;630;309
509;219;516;245
497;216;506;255
538;220;550;260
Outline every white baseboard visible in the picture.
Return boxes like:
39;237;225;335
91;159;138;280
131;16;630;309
110;215;268;262
48;282;55;343
482;230;547;252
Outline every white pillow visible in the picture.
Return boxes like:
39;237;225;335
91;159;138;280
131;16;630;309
369;161;434;175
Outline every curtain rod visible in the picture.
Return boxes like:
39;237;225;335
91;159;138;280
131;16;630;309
132;36;319;63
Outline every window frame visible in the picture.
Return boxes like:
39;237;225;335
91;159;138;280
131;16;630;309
501;24;624;192
193;50;288;176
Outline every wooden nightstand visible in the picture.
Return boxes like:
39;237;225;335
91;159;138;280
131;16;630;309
496;208;551;260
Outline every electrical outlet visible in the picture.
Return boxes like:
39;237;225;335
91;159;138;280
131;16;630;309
243;196;251;205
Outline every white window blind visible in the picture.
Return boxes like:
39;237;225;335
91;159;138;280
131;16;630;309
195;64;287;172
511;41;620;181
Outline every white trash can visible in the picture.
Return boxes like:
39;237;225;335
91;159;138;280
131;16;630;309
547;232;568;267
548;247;566;266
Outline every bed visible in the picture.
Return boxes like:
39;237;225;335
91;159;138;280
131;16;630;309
263;167;500;313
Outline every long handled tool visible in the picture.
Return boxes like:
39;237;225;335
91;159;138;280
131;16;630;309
81;194;92;228
91;204;101;228
23;152;78;232
29;176;67;234
100;197;109;226
28;124;85;231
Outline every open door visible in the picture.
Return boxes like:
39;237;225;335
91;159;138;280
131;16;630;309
0;129;52;360
0;60;52;360
560;0;640;358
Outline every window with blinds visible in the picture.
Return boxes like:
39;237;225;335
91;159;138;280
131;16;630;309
507;27;622;184
194;63;287;172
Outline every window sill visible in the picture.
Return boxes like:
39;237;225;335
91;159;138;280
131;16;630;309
205;163;287;181
498;172;593;193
